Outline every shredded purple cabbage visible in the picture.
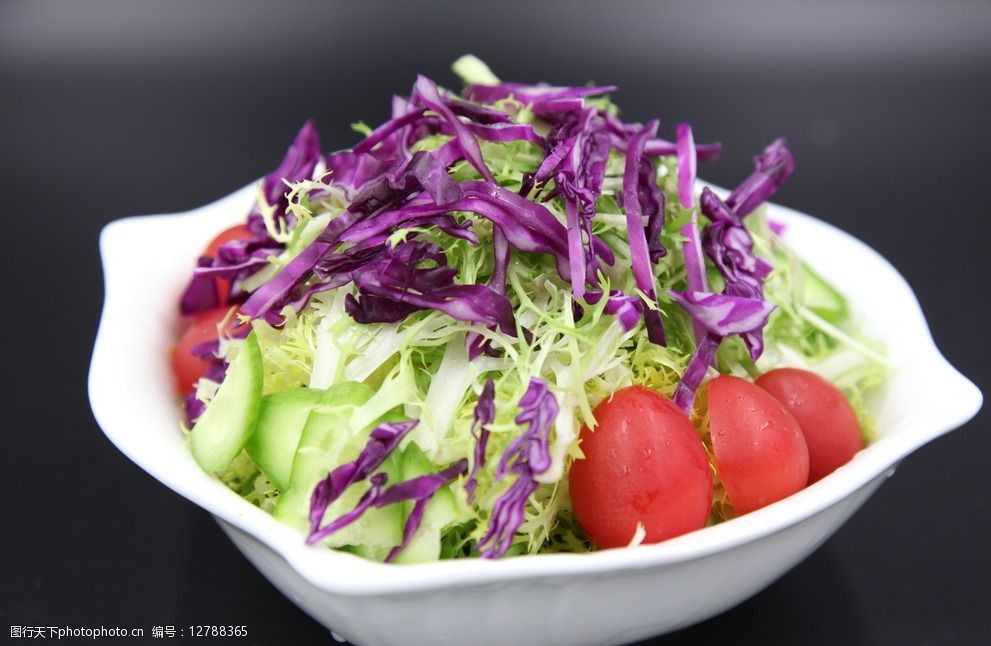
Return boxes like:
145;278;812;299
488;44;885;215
179;257;221;315
378;459;468;562
309;459;470;561
725;138;795;218
673;332;722;413
465;378;496;504
307;428;468;561
669;291;776;339
476;378;558;559
307;420;417;542
259;119;323;225
671;139;795;412
700;188;774;304
179;121;321;316
622;120;667;345
414;75;495;184
676;123;697;210
676;122;709;343
603;290;644;331
177;68;805;558
183;361;227;426
183;391;205;426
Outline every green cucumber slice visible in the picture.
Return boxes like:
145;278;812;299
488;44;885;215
273;382;404;552
392;442;460;564
245;387;323;490
190;331;263;473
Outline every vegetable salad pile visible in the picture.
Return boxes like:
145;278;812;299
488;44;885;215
172;57;884;562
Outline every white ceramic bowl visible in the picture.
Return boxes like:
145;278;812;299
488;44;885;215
89;183;982;646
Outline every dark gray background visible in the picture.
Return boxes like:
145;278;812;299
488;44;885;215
1;1;989;644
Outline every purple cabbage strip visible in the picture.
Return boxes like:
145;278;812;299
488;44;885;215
379;459;468;562
534;108;616;299
307;420;417;542
681;221;707;292
389;95;415;160
465;378;496;504
566;197;587;300
700;188;773;304
342;240;516;334
676;122;708;343
347;150;464;214
179;257;221;315
490;226;510;295
430;119;546;146
668;291;776;339
180;239;284;315
183;361;228;426
725;138;795;218
414;75;496;184
307;453;469;562
681;215;709;347
241;176;591;324
307;473;390;545
639;150;667;264
676;123;697;209
180;120;320;316
476;378;558;559
530;97;585;117
183;391;206;427
324;152;399;197
352;108;428;155
444;95;515;124
377;187;573;280
604;290;644;331
465;82;616;105
621;120;666;346
603;118;721;162
673;332;722;414
259;119;323;226
644;138;722;162
239;236;335;319
672;139;794;413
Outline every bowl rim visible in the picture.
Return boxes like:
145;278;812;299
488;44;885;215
89;182;983;596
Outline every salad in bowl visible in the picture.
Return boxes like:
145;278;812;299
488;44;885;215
169;55;887;565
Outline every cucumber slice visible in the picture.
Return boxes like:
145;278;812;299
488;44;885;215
392;442;460;564
273;382;404;552
190;331;263;473
246;387;324;491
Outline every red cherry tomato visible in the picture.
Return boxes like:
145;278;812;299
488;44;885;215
569;386;713;549
708;374;809;515
171;306;240;394
203;224;254;304
756;368;864;484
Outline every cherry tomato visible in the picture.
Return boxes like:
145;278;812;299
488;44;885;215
569;386;712;549
708;374;809;515
171;306;240;394
756;368;864;484
203;224;254;304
